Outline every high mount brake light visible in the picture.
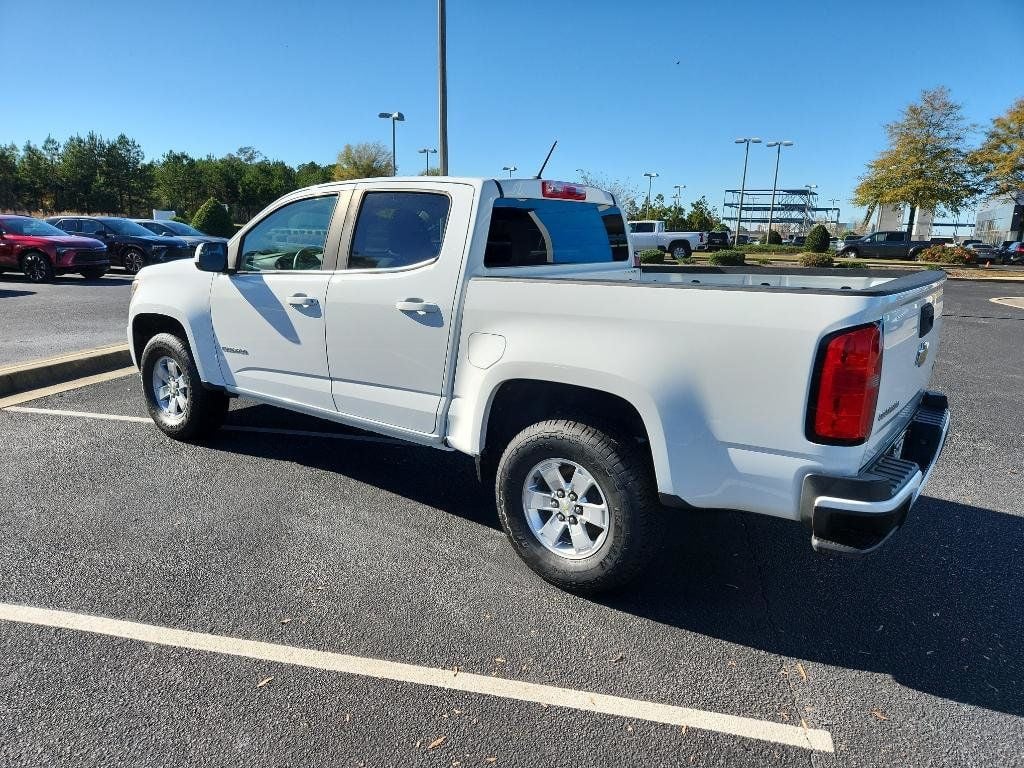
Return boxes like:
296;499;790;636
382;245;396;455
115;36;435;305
541;181;586;201
807;323;883;445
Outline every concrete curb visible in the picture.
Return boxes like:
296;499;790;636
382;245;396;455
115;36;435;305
0;344;133;398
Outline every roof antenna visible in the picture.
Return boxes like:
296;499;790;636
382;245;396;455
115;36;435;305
534;140;558;179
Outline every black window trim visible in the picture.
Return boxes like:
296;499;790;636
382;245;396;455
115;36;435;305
338;186;454;273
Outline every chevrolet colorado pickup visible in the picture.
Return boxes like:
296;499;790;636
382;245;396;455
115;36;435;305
128;177;950;592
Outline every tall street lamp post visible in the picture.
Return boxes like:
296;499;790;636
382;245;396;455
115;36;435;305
502;165;517;178
418;147;437;174
734;138;761;243
437;0;448;174
764;140;793;242
673;184;686;224
378;111;405;176
643;172;659;218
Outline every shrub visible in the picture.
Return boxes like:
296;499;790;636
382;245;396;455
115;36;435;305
707;249;746;266
191;197;235;238
172;215;190;225
675;256;695;265
805;224;831;253
917;245;971;265
755;257;772;265
835;259;867;269
737;243;803;254
767;229;782;245
800;252;834;267
638;248;664;264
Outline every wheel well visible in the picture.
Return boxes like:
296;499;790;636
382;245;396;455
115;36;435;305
131;314;189;365
480;379;653;479
668;240;691;253
19;248;48;265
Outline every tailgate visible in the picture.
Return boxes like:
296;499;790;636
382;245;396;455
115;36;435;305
861;282;945;465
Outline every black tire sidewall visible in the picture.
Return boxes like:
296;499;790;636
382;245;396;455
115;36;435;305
496;423;648;591
22;252;54;283
140;333;224;440
124;249;145;274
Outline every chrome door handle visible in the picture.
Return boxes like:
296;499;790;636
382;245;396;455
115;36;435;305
395;299;440;314
287;294;317;308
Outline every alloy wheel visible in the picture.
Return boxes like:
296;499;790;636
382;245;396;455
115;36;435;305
521;458;610;560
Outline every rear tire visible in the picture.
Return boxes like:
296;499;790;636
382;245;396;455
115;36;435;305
80;267;107;280
839;248;857;259
123;248;146;275
141;332;227;441
495;419;660;594
21;251;54;283
669;241;692;259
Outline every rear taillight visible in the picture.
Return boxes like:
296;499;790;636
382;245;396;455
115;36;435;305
807;323;883;445
1016;245;1024;253
540;181;586;200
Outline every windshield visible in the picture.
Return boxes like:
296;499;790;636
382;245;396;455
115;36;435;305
160;220;205;237
104;219;162;237
1;218;68;237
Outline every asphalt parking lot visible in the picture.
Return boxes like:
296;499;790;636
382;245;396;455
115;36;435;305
0;280;1021;766
0;272;132;364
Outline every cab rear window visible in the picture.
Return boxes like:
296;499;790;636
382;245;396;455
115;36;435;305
484;199;628;267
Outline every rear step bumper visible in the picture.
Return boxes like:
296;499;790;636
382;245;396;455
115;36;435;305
801;391;950;554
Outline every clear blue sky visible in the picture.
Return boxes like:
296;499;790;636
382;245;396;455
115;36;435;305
5;0;1022;225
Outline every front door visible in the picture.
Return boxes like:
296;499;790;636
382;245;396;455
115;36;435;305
210;192;346;411
325;183;472;435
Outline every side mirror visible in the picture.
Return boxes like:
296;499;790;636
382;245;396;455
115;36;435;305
195;241;228;272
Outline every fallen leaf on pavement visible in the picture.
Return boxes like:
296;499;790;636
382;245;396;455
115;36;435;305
256;677;273;688
484;759;497;764
796;663;808;682
428;736;447;750
280;618;292;625
494;657;505;663
871;710;889;721
610;652;624;663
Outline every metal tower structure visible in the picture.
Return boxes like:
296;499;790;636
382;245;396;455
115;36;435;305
721;188;832;234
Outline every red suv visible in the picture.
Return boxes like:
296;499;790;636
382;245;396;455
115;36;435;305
0;215;110;282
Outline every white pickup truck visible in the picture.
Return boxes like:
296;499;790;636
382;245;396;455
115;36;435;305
128;177;950;593
627;220;706;257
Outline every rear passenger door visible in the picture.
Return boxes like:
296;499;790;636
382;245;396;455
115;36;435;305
324;182;473;436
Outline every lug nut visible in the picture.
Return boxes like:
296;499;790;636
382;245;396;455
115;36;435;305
550;499;559;508
556;489;565;498
575;505;583;513
568;492;577;501
557;513;566;522
568;515;578;525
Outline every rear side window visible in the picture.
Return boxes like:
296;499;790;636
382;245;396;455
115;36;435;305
348;191;450;270
485;199;628;268
885;232;906;242
58;219;79;233
629;222;656;233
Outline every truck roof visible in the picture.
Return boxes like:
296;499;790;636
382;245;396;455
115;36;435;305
296;177;617;206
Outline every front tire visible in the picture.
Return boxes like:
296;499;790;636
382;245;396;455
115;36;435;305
21;251;54;283
495;419;659;593
141;332;227;441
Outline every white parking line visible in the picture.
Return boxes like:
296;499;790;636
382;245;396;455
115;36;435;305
990;296;1024;310
0;602;833;752
2;406;406;445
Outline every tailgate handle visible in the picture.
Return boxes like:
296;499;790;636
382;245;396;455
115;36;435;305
919;303;934;337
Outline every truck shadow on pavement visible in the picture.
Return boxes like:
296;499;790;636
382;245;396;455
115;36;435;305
604;495;1023;719
209;413;1020;718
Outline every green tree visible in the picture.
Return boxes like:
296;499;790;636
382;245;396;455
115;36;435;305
333;142;393;180
154;150;206;216
0;143;19;210
805;224;831;253
239;160;295;219
192;197;235;237
419;167;443;176
767;229;782;244
295;161;333;188
683;196;719;231
969;97;1024;198
853;87;981;235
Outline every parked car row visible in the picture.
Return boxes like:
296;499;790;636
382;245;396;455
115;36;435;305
0;214;226;283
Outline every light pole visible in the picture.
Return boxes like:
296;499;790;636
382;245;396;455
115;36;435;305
378;111;405;176
804;184;818;232
764;140;793;242
437;0;448;175
672;184;686;225
734;138;761;244
502;165;517;178
418;147;437;174
643;172;659;218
